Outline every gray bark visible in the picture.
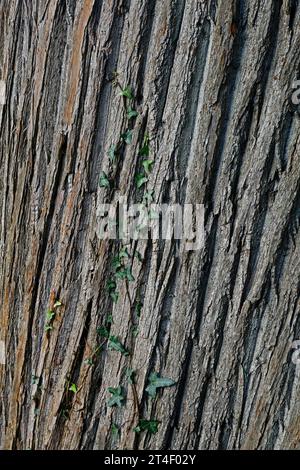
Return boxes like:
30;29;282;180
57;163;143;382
0;0;300;450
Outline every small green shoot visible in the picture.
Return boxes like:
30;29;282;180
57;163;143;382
69;383;78;394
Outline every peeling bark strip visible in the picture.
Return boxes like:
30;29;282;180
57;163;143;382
0;0;300;450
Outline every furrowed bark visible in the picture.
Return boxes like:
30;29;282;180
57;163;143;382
0;0;300;450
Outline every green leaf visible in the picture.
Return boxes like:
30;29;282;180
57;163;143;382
126;368;135;385
132;326;139;337
112;256;122;270
127;107;138;119
119;247;129;259
139;134;150;157
106;279;117;292
135;301;143;317
108;144;117;162
97;325;109;338
32;375;39;385
107;386;125;407
46;310;55;322
44;324;53;332
110;291;119;303
84;358;94;366
106;314;113;325
145;372;176;398
111;423;119;436
120;86;134;100
136;174;148;189
108;336;129;356
134;419;159;434
149;209;159;220
115;267;135;282
99;171;110;188
142;159;154;174
53;300;62;308
121;129;133;144
143;190;154;205
69;383;77;394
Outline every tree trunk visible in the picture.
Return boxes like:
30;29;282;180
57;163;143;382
1;0;300;450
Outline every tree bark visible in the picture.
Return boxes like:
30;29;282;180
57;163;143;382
0;0;300;450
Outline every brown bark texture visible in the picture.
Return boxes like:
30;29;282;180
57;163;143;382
0;0;300;450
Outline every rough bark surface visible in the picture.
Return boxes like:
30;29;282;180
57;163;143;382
0;0;300;450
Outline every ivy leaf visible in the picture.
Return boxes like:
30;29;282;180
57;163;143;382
108;144;117;162
69;383;77;394
139;134;150;156
145;372;176;398
126;368;135;385
143;190;154;205
136;174;148;189
106;314;113;325
107;386;125;407
149;208;159;220
120;86;134;100
111;423;119;436
132;326;139;337
31;375;39;385
110;291;119;303
46;310;55;322
112;256;122;270
115;267;135;282
135;301;143;317
119;247;129;259
99;171;110;188
97;325;109;338
142;159;154;174
108;336;129;356
84;358;94;366
44;324;53;332
121;129;133;144
53;300;62;308
106;279;117;292
127;107;138;119
134;419;159;434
